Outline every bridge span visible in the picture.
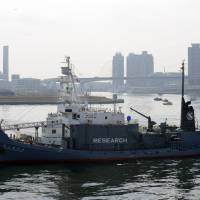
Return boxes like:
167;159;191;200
79;76;186;83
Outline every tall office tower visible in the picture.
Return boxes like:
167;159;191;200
112;52;124;91
188;43;200;85
141;51;154;76
3;46;9;81
126;51;154;86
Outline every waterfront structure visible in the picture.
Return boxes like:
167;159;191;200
11;74;20;81
12;78;41;94
0;71;4;80
0;80;11;91
126;51;154;87
3;46;9;81
188;43;200;85
112;52;124;91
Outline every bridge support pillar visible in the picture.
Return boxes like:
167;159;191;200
35;126;39;143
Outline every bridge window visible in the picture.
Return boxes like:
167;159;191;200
52;129;56;134
65;109;72;112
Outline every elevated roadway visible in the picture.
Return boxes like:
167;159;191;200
79;76;185;83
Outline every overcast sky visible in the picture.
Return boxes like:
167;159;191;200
0;0;200;79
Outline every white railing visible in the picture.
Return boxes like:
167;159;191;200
2;121;47;131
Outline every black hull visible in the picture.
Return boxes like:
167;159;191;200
1;129;200;164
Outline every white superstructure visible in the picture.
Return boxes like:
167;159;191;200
41;57;125;146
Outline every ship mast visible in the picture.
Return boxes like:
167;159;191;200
180;61;185;129
60;56;78;104
181;61;185;100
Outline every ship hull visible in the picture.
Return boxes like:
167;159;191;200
2;150;200;165
1;129;200;164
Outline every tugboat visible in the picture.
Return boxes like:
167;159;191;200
0;59;200;164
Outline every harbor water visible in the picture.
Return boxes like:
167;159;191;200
1;93;200;200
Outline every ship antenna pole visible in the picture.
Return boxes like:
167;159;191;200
180;60;185;129
66;56;78;104
181;60;185;99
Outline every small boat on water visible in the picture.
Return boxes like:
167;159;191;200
162;99;169;103
154;97;162;101
163;101;173;106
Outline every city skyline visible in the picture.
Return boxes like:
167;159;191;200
1;0;200;78
0;45;198;80
0;43;196;79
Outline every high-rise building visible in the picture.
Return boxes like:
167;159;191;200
188;43;200;85
112;52;124;91
0;71;4;80
126;51;154;86
11;74;20;81
3;46;9;81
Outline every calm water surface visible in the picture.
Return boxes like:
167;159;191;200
0;93;200;199
1;160;200;200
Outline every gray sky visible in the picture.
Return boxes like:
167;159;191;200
0;0;200;79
